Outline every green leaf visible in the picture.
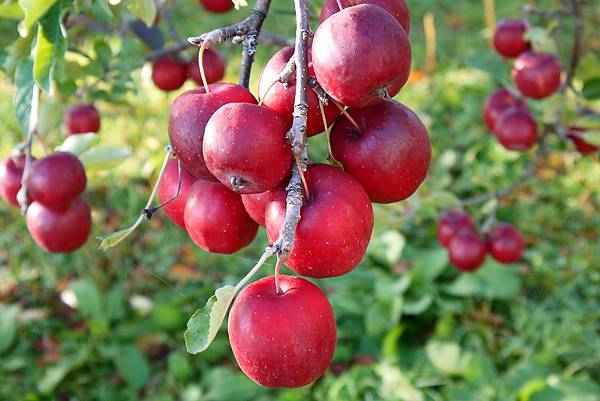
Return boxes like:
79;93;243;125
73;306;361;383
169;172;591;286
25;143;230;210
185;285;235;354
33;1;65;93
70;279;104;322
3;33;34;74
402;294;433;315
38;349;89;394
444;261;521;300
97;227;137;251
57;133;100;155
113;344;150;390
78;145;132;170
168;352;192;381
94;40;112;68
426;341;472;375
369;230;405;266
0;304;20;353
582;77;600;100
87;0;113;23
18;0;58;37
0;2;24;19
13;58;34;135
468;53;506;82
377;364;424;401
127;0;156;27
409;246;448;282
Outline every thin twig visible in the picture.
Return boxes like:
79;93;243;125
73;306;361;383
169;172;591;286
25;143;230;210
187;0;272;89
563;0;582;91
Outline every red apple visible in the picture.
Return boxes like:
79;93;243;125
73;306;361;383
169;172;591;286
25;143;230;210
152;57;188;91
483;88;527;133
437;211;476;248
319;0;410;34
203;103;291;194
448;230;487;272
330;100;431;203
258;46;339;137
199;0;234;13
486;223;525;264
493;19;531;58
26;197;91;253
568;127;599;154
28;152;87;211
158;158;198;228
188;48;226;86
184;180;258;253
312;4;411;108
168;83;257;180
241;191;272;226
512;51;562;99
0;155;27;207
495;107;537;151
265;164;374;278
228;275;336;388
65;104;101;135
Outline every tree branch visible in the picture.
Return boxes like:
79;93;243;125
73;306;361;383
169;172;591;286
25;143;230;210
187;0;272;88
563;0;583;91
268;0;310;260
17;85;40;214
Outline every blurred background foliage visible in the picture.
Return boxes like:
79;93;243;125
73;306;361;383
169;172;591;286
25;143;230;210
1;0;600;400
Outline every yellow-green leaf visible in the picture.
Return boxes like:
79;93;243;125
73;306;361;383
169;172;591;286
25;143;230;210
184;285;235;354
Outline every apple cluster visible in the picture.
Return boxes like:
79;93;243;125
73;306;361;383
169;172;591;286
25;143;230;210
0;151;91;253
0;105;105;253
484;18;597;155
151;48;226;92
437;210;525;272
159;0;430;388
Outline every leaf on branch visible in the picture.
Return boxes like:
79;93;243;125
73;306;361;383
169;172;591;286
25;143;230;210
17;0;58;37
184;285;235;354
97;226;137;251
33;1;66;93
57;133;101;156
582;77;600;100
78;145;132;170
13;58;34;135
232;0;248;9
0;2;24;19
126;0;156;27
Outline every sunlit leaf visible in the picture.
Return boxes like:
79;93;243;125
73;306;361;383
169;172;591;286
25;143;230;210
57;133;100;155
185;285;235;354
127;0;156;27
17;0;58;37
33;1;66;93
13;58;34;135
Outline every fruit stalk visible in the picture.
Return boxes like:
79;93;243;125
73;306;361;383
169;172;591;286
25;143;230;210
17;85;40;214
268;0;311;261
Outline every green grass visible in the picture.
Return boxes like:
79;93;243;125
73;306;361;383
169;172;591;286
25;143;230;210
1;0;600;400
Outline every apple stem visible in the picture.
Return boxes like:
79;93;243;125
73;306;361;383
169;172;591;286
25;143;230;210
258;79;278;106
234;247;277;296
295;156;310;201
98;145;174;249
198;42;211;94
331;99;361;132
318;101;343;168
274;255;284;294
17;85;40;215
335;0;345;12
146;156;183;215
